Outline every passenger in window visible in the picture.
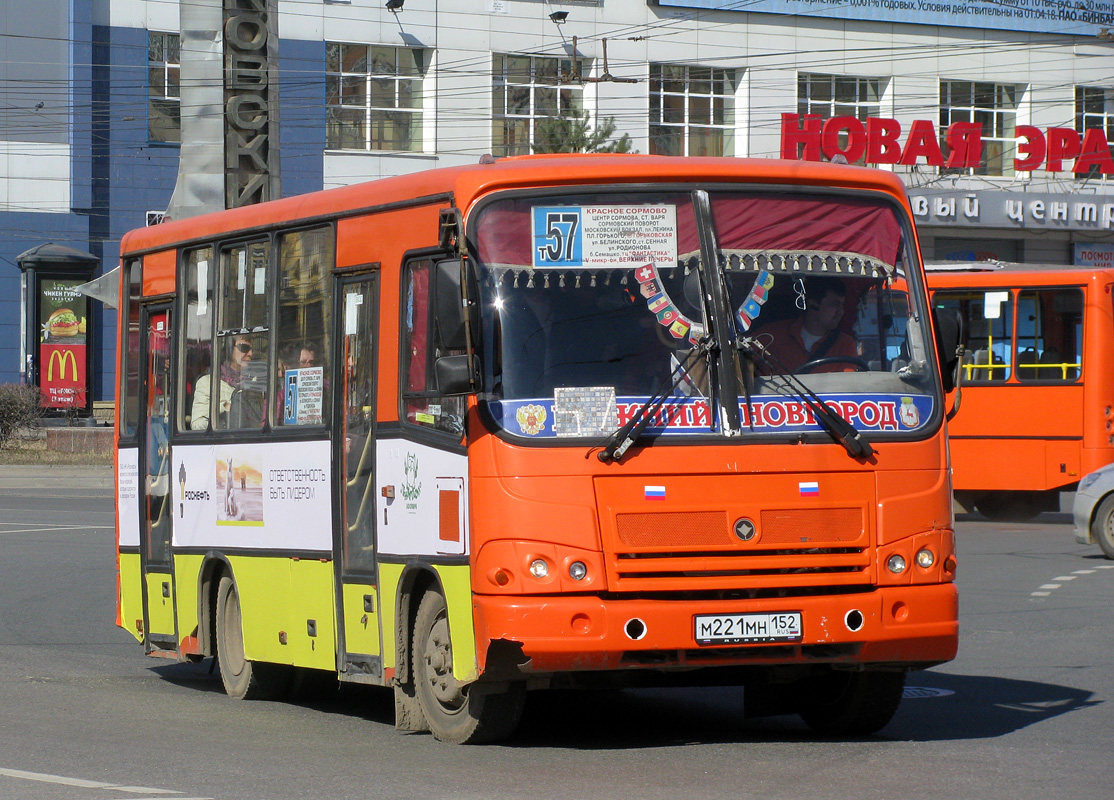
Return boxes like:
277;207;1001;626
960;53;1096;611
752;276;858;373
191;334;266;430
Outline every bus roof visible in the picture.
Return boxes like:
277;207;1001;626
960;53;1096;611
925;260;1114;285
925;260;1107;274
119;155;914;257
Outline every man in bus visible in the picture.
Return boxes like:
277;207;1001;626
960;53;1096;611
191;333;263;430
752;276;857;373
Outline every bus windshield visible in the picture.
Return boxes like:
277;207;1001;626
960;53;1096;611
472;188;936;443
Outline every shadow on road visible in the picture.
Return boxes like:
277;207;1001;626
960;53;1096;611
147;661;1098;749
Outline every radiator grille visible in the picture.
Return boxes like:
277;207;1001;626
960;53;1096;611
616;511;731;547
759;508;864;544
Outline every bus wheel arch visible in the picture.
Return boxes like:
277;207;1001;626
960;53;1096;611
392;565;440;733
1090;494;1114;559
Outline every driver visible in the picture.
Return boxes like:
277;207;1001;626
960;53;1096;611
753;276;857;373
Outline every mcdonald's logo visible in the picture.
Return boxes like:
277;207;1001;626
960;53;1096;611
47;348;79;382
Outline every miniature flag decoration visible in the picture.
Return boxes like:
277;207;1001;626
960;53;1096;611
799;481;819;496
645;485;667;500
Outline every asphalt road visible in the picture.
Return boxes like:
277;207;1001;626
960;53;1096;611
1;466;1111;800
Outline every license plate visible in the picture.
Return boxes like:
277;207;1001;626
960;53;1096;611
694;612;802;645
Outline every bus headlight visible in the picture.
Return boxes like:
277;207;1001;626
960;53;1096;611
886;554;907;574
529;558;549;579
569;561;587;581
915;548;935;569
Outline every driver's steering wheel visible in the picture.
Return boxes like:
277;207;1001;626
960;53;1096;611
795;356;871;374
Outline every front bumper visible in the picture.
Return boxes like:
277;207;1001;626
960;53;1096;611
473;582;958;676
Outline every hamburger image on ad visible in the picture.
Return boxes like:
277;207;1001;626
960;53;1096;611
46;308;81;338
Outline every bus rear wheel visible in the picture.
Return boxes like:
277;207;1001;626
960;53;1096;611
215;575;292;700
412;590;525;744
1089;495;1114;559
798;669;905;736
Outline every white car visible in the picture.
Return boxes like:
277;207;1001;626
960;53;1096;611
1073;463;1114;559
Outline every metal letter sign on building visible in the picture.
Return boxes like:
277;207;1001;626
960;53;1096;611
223;0;279;208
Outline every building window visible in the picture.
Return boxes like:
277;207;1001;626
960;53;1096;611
326;43;424;152
650;65;735;157
940;81;1019;177
796;73;881;164
492;54;585;157
1075;86;1114;179
148;32;180;144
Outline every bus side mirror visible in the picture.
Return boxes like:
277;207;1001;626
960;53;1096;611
433;259;467;350
435;354;473;395
933;307;963;393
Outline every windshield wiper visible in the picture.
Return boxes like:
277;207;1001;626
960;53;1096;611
738;337;874;460
596;338;712;463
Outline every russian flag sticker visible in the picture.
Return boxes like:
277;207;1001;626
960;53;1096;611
799;481;819;496
645;485;666;500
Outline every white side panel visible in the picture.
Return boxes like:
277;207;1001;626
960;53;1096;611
0;142;71;212
174;440;332;551
117;447;141;548
377;442;469;558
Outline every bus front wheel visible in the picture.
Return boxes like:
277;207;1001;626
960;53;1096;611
798;669;905;736
215;575;291;700
412;590;525;744
1090;495;1114;559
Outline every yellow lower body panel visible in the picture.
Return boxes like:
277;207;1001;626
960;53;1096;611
117;552;144;643
225;555;337;671
341;582;382;657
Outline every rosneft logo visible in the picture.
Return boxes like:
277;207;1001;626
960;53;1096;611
47;349;78;381
733;517;757;542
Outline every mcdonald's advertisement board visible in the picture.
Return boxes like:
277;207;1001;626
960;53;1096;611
38;278;89;409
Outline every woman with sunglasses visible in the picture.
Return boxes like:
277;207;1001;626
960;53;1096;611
190;334;256;430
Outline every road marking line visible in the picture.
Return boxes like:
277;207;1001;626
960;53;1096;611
1053;576;1077;581
0;767;208;798
0;526;105;534
0;767;111;789
1073;569;1096;574
1031;591;1051;597
1038;584;1061;590
1097;565;1114;569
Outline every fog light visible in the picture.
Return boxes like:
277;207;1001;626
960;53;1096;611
915;548;935;568
887;554;907;574
569;561;587;581
529;558;549;578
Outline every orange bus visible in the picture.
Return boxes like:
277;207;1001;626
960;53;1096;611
927;262;1114;520
115;155;960;743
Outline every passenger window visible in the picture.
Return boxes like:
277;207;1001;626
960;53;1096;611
401;258;466;437
1015;288;1082;382
275;227;333;427
933;289;1013;382
119;259;143;439
180;247;214;431
206;241;270;431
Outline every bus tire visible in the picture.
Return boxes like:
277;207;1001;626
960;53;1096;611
215;575;291;701
798;669;905;736
412;590;525;744
1090;495;1114;559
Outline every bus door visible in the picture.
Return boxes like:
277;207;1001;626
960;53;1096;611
138;304;176;651
333;274;382;680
